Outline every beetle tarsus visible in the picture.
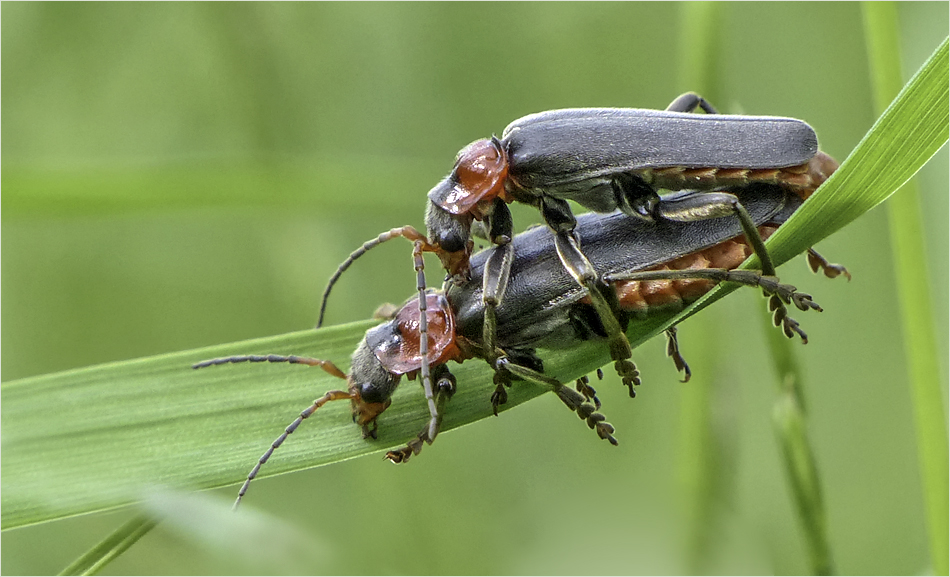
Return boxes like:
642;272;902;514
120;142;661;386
385;436;424;464
575;376;601;410
807;248;851;281
664;327;692;383
553;381;618;446
615;359;640;398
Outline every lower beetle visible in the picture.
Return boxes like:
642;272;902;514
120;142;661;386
197;184;842;508
318;93;846;395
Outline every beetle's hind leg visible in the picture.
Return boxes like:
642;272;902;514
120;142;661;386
807;248;851;280
539;196;640;396
664;327;691;382
496;357;618;446
607;268;823;342
666;92;719;115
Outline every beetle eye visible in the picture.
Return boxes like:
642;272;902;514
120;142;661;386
359;382;385;403
438;230;466;253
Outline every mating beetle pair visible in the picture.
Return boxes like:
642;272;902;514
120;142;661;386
319;93;845;399
199;94;847;507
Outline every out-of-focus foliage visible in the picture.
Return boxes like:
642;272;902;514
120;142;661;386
2;3;947;575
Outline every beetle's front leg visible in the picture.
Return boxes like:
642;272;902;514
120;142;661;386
469;200;518;413
541;203;641;396
386;365;457;464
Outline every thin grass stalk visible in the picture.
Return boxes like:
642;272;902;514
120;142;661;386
58;515;158;576
862;5;949;574
674;2;725;572
765;320;835;575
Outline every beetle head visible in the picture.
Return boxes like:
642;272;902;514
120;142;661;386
347;339;400;427
424;195;475;278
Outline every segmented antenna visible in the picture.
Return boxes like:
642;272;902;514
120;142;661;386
192;354;350;509
317;225;430;328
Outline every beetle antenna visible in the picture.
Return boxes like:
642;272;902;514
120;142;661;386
192;354;352;509
232;388;356;510
192;355;348;380
318;225;431;328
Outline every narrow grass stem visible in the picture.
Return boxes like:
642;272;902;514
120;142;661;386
862;5;950;574
58;515;158;576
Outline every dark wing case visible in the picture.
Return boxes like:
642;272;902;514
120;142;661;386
502;108;818;190
450;184;802;350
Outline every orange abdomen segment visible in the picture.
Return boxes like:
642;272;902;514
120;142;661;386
614;225;778;314
643;151;838;201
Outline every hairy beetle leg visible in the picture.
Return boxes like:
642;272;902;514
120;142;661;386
807;248;851;281
497;357;618;446
607;268;822;344
664;327;692;383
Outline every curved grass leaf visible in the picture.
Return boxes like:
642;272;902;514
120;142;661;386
3;38;947;533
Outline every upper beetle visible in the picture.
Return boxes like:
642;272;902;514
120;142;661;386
424;92;839;279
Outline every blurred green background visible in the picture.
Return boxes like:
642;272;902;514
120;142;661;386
2;2;947;574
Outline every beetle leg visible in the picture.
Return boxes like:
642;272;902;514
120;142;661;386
386;366;457;464
496;357;618;446
575;375;601;410
488;348;546;415
653;191;778;276
664;327;692;383
539;194;641;395
481;201;517;414
605;268;822;343
666;92;720;115
481;206;515;354
551;228;641;397
807;248;851;280
490;368;511;415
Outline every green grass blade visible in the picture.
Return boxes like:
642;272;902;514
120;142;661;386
58;515;158;576
765;318;835;576
3;37;947;536
1;321;545;530
682;36;949;319
674;3;725;572
863;9;950;575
